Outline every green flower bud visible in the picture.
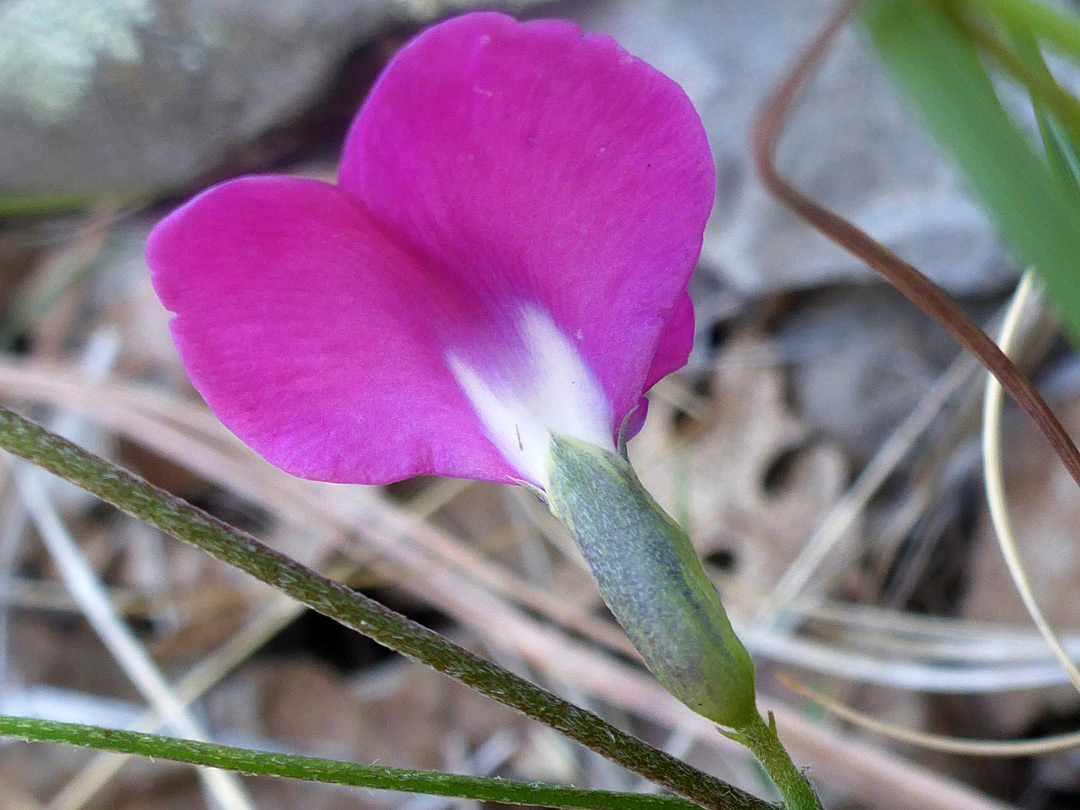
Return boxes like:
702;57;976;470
544;434;758;731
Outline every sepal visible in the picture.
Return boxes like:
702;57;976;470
545;434;758;730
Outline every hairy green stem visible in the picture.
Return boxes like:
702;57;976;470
0;405;772;810
733;714;821;810
0;715;702;810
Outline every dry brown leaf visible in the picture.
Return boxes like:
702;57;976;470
633;327;849;617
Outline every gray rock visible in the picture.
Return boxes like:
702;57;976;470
556;0;1018;295
0;0;395;195
0;0;549;196
1;0;1025;297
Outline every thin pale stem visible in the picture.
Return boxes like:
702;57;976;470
782;674;1080;756
982;274;1080;694
15;465;255;810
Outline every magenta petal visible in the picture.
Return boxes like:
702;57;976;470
622;293;695;440
644;293;695;392
622;294;694;442
341;12;714;432
149;13;712;488
148;176;516;484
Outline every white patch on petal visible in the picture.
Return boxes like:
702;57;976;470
447;304;613;489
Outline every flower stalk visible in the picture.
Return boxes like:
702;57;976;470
544;435;821;809
730;713;821;810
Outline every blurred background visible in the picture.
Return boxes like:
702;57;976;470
1;1;1077;808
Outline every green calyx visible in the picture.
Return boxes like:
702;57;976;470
544;434;758;732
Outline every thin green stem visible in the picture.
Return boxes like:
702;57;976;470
0;194;89;216
0;715;699;810
733;714;821;810
0;405;772;810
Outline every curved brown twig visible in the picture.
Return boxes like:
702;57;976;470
751;0;1080;490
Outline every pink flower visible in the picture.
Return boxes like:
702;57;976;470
147;12;714;489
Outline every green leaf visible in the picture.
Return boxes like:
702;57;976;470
0;714;699;810
960;16;1080;143
0;404;772;810
954;0;1080;59
861;0;1080;342
1007;27;1080;196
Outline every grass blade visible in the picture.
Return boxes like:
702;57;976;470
862;0;1080;342
0;714;705;810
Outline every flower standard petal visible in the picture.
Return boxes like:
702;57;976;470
149;12;711;488
340;12;714;438
148;175;517;485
